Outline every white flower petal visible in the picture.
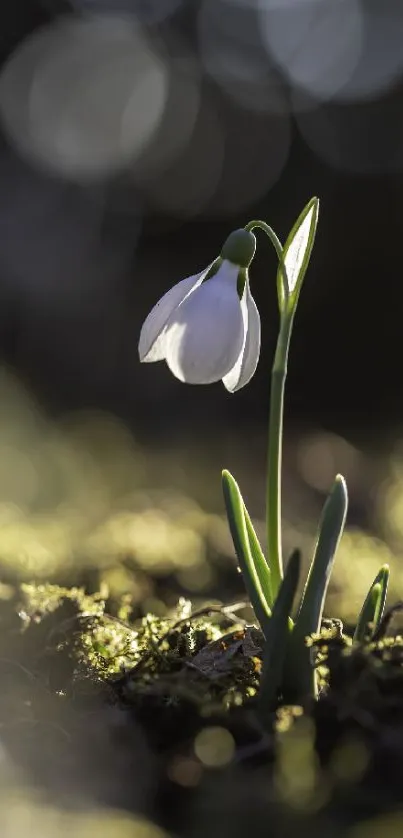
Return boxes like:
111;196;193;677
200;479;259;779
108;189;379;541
223;284;261;392
138;271;204;362
164;262;244;384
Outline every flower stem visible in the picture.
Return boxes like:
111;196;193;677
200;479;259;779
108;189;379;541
244;219;289;310
267;314;293;595
244;219;293;598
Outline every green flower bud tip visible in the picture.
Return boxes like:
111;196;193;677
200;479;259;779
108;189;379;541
220;229;256;269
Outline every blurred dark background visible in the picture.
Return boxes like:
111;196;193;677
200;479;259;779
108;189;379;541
3;4;403;833
0;0;402;623
0;0;402;437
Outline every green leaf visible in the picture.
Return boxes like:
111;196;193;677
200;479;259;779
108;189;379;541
284;474;348;701
222;469;272;637
258;549;301;722
277;197;319;309
243;505;274;609
354;564;389;643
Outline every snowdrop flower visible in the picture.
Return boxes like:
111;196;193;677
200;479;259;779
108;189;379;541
138;229;260;392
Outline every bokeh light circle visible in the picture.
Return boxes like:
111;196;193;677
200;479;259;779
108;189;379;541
258;0;363;101
0;15;168;181
69;0;184;25
293;88;403;174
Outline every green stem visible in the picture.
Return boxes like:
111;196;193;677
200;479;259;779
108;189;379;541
244;219;293;598
244;219;289;310
267;315;293;595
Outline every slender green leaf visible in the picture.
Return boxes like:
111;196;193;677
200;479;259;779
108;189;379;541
354;564;390;643
354;583;381;643
371;564;389;632
222;469;271;637
243;506;274;609
258;549;301;722
285;474;348;700
277;197;319;309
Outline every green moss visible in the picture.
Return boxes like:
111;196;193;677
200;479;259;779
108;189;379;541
4;581;403;825
16;583;262;717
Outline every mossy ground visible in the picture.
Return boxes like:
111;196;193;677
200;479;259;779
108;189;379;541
2;583;403;837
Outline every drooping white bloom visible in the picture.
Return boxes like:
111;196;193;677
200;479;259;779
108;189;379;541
138;254;260;392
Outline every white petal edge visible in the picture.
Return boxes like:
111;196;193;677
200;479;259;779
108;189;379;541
164;263;244;384
223;284;260;392
138;270;205;362
284;204;315;295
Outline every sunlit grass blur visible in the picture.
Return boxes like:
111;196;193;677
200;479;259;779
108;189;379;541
0;364;402;625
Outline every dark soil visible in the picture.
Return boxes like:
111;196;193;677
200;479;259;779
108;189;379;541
1;584;403;837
